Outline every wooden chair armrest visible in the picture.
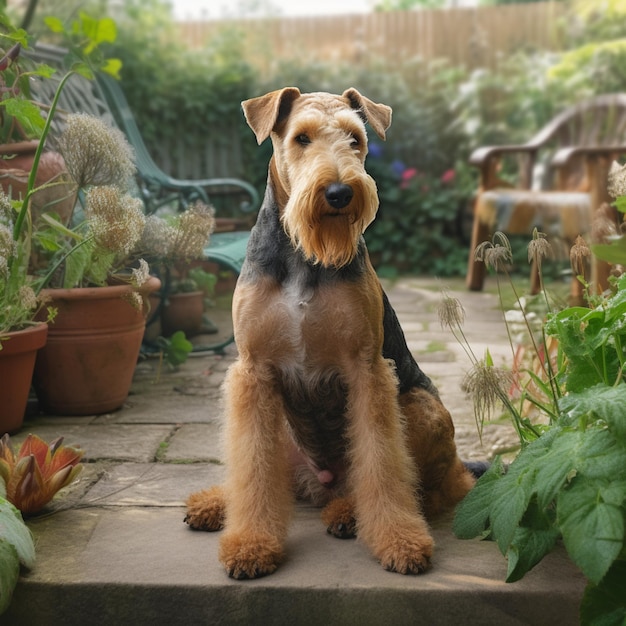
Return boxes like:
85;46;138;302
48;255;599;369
551;145;626;168
468;143;539;167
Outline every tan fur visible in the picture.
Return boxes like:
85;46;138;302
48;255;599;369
185;88;473;579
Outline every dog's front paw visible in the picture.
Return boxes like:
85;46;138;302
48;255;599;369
219;532;284;579
184;486;225;531
375;531;434;575
321;497;357;539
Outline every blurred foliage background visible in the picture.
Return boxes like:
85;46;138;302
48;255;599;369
4;0;626;277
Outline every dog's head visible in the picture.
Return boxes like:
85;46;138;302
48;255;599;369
242;88;392;268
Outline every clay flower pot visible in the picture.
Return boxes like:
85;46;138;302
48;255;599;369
32;276;161;416
161;290;204;338
0;323;48;435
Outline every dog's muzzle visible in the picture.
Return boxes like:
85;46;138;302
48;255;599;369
325;183;353;210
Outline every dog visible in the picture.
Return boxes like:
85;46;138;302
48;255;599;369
184;87;475;579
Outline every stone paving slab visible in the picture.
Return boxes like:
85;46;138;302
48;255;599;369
84;462;225;506
9;506;585;625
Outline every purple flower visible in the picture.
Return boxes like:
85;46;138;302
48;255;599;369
368;142;383;159
390;159;406;178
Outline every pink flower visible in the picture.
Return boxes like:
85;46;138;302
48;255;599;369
400;167;419;189
441;169;456;184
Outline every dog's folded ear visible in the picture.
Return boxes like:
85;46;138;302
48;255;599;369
242;87;302;144
342;88;392;140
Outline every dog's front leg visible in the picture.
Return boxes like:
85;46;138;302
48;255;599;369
218;360;293;579
346;357;434;574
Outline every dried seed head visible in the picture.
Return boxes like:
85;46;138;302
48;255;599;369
463;360;513;423
474;231;513;272
569;235;591;276
57;113;136;189
172;201;216;260
18;286;38;311
0;223;16;262
438;291;465;330
85;186;145;255
131;258;150;288
527;229;552;271
607;160;626;200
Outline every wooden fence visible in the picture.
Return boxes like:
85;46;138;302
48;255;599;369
177;2;567;75
155;2;568;181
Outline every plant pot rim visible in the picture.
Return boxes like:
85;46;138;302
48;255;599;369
0;321;48;354
0;139;40;155
40;276;161;300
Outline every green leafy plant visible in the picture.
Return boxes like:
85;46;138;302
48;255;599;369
449;227;626;625
155;330;193;369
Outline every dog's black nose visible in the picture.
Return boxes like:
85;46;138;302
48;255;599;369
325;183;353;209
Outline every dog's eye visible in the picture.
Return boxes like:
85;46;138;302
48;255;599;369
295;134;311;146
350;136;360;149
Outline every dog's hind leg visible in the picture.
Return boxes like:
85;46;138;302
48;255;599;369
217;360;294;579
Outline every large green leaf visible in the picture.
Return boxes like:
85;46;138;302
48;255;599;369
558;476;624;584
0;540;19;616
560;385;626;443
580;559;626;626
0;498;35;569
453;458;505;539
506;522;560;583
1;98;45;137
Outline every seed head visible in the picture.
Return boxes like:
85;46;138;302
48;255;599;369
438;291;465;330
527;229;552;271
474;231;513;272
57;113;136;189
85;186;145;255
607;160;626;200
463;359;513;423
569;235;591;277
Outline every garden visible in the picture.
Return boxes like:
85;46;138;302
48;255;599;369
1;0;625;623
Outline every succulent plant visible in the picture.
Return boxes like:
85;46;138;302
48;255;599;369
0;433;84;515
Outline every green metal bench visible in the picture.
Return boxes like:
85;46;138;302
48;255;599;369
28;43;256;353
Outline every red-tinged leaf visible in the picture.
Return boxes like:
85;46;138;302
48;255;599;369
48;444;84;476
17;434;51;470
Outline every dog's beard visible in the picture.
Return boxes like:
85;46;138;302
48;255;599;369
282;173;379;268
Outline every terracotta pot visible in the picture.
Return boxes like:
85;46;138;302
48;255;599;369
33;277;161;416
0;141;75;227
161;290;204;338
0;323;48;435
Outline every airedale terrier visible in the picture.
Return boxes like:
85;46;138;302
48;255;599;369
184;87;475;579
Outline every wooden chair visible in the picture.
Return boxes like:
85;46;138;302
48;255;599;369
466;94;626;298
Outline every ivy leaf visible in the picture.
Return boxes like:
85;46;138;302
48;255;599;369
557;476;624;585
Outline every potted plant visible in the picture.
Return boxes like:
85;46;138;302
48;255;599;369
447;202;626;624
0;20;57;434
0;14;165;417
